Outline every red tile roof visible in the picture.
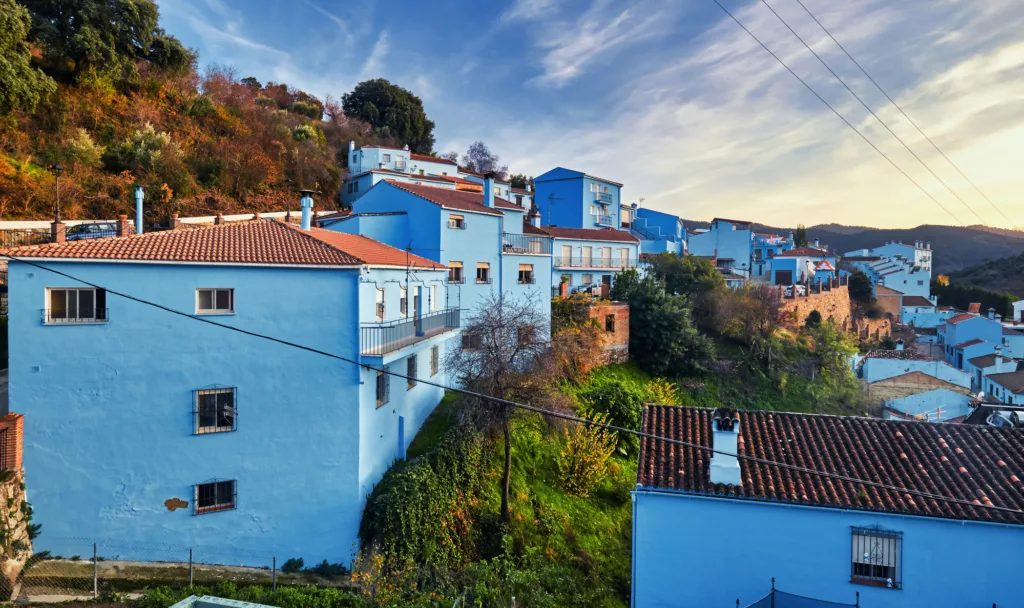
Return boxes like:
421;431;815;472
437;175;484;190
988;370;1024;394
774;247;831;258
1005;327;1024;336
954;338;987;349
946;313;977;325
409;153;457;165
901;296;934;307
522;223;550;236
361;168;453;184
864;349;930;361
536;226;639;243
0;220;444;269
814;260;835;271
874;285;904;296
511;187;532;195
638;406;1024;525
385;180;521;216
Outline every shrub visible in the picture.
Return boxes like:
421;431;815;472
559;412;617;497
280;557;304;573
582;380;645;455
805;310;822;328
65;128;105;169
644;377;679;405
292;124;325;146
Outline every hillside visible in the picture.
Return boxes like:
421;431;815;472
684;220;1024;274
947;251;1024;298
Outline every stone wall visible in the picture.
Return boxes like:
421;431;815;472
780;285;852;331
854;316;892;342
0;414;29;600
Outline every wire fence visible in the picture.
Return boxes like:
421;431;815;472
20;538;352;603
741;584;860;608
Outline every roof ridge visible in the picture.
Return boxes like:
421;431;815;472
277;221;370;265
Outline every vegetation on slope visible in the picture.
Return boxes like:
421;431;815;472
931;276;1019;318
946;251;1024;298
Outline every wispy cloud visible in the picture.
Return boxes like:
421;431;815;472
501;0;558;23
359;30;390;80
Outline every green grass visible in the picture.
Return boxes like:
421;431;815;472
406;392;459;459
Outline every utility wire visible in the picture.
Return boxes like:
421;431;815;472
792;0;1020;230
707;0;965;226
5;252;1022;517
758;0;988;226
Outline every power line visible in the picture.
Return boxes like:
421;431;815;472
706;0;965;226
758;0;989;226
792;0;1020;230
5;252;1021;517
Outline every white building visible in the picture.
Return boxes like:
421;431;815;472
844;241;933;299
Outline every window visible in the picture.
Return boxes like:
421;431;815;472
590;182;599;193
407;355;417;389
561;245;572;265
449;262;464;283
46;288;107;323
518;264;534;284
603;186;609;193
347;183;353;194
582;245;592;266
601;247;612;267
419;169;425;175
620;247;630;267
449;214;466;229
430;345;439;376
375;288;385;322
400;286;408;318
515;195;524;206
382;153;391;162
476;263;490;284
352;153;358;165
197;289;234;314
517;324;534;345
376;367;389;407
194;480;236;514
462;331;482;350
582;274;593;285
590;204;598;216
194;388;236;434
353;180;359;193
493;186;501;196
917;280;924;286
605;314;616;332
851;527;902;589
431;285;439;311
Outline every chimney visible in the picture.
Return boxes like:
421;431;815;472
710;410;741;486
527;184;532;193
926;241;930;250
814;238;820;248
529;208;541;228
988;307;996;319
169;213;181;230
134;185;145;235
115;214;133;237
214;213;224;225
348;140;355;153
895;339;905;351
50;219;66;244
483;172;495;208
299;189;315;230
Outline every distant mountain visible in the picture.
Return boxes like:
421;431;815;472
947;251;1024;298
682;220;1024;275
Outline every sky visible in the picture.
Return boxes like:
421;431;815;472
155;0;1024;229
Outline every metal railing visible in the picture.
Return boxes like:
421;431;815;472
518;275;536;284
448;275;465;284
595;214;613;227
360;308;460;356
502;232;551;254
553;256;637;269
475;277;492;284
0;229;50;248
595;192;613;203
40;308;109;324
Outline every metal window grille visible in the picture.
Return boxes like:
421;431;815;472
430;346;439;376
851;526;902;590
44;288;108;324
193;479;237;515
407;355;417;390
476;266;490;284
449;267;464;283
376;367;389;407
193;387;237;434
448;216;467;229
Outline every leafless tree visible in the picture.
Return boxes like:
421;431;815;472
445;291;567;523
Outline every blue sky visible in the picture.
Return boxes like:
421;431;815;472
156;0;1024;229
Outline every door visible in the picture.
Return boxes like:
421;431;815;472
582;246;592;267
561;245;572;266
601;247;612;267
775;270;793;285
620;247;630;267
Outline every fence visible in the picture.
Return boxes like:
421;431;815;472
359;308;460;356
740;580;859;608
0;229;50;248
20;537;352;602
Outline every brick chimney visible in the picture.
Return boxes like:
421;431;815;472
169;214;181;230
50;220;66;244
710;409;741;486
214;213;224;225
115;215;133;237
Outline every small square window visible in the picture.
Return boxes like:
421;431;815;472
382;153;391;162
605;314;616;333
518;264;534;284
851;527;902;590
449;215;466;229
407;355;417;390
449;262;464;284
476;263;490;284
194;388;236;434
197;289;234;314
194;479;236;514
354;181;359;193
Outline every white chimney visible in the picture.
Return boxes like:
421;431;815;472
710;411;741;486
299;189;314;231
529;208;541;228
483;172;496;208
348;141;355;153
988;308;996;319
895;339;904;351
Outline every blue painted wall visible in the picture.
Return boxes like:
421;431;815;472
860;358;971;387
552;238;638;294
687;220;753;277
533;168;622;230
901;306;950;329
883;389;974;421
632;490;1024;608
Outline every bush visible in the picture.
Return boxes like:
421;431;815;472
581;381;645;455
280;557;303;573
292;124;325;146
644;377;679;405
805;310;822;328
558;412;617;497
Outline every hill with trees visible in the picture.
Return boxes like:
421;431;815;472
945;251;1024;298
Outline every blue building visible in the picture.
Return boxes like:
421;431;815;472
937;312;1004;369
985;370;1024;405
628;206;685;256
533;167;623;231
859;349;971;387
342;143;463;207
633;406;1024;608
686;218;753;279
768;246;838;286
751;232;793;279
323;177;553;328
545;226;639;295
6;216;457;563
882;389;976;422
844;241;933;299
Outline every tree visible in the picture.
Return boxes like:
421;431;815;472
610;269;716;376
648;253;725;328
793;224;809;248
240;76;262;90
847;271;873;304
22;0;194;82
461;141;508;178
805;310;822;328
509;173;531;189
446;292;567;524
0;0;55;114
440;150;459;163
341;79;436;153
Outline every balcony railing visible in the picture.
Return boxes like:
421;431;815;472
449;276;465;284
553;256;637;269
595;192;613;204
502;232;551;255
596;214;613;227
41;308;109;324
361;308;460;356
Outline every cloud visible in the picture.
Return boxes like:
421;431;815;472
501;0;558;22
359;30;390;80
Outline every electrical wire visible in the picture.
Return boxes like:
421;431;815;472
5;252;1022;517
758;0;989;226
707;0;965;226
792;0;1020;230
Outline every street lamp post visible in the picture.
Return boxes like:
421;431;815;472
49;164;64;222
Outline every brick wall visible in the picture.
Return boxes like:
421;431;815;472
854;316;892;342
0;413;23;471
780;285;852;331
586;302;630;363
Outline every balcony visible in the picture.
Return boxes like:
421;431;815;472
595;192;613;204
502;232;551;255
553;256;637;269
596;214;613;227
361;308;460;356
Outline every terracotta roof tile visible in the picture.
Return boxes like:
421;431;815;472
968;354;1005;369
409;153;457;165
902;296;934;307
360;168;453;184
638;406;1024;525
0;220;444;269
874;285;904;296
711;217;751;226
540;226;639;243
437;175;484;189
946;313;977;325
968;303;982;313
774;247;832;258
954;338;987;349
384;180;521;215
988;370;1024;394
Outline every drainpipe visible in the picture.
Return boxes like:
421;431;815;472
630;490;638;608
299;189;314;230
134;185;145;235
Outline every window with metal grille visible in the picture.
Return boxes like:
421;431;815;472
194;479;236;514
851;526;902;589
476;263;490;284
407;355;417;390
449;262;464;283
193;388;236;434
196;289;234;314
462;331;482;350
430;345;439;376
448;215;466;229
376;367;389;407
46;288;107;323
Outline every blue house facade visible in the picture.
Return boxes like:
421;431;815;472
6;219;456;564
686;218;753;279
752;232;793;278
629;207;685;256
937;313;1004;369
533;167;622;231
768;247;838;286
633;406;1024;608
547;227;639;295
341;144;462;207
